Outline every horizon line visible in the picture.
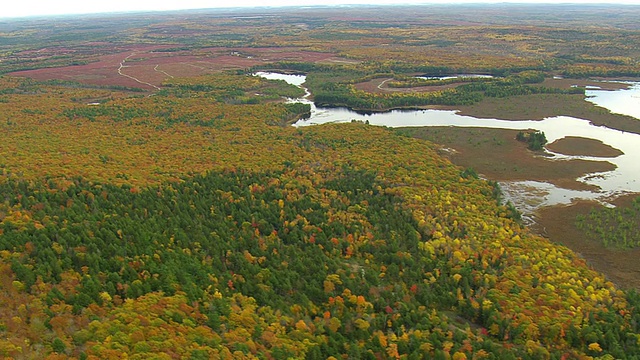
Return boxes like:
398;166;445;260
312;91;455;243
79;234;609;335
2;1;640;20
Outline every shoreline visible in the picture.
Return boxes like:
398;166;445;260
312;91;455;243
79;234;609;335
350;76;640;135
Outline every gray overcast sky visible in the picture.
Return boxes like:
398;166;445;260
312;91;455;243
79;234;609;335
3;0;640;19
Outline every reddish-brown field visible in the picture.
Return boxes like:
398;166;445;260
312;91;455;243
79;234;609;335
9;45;343;89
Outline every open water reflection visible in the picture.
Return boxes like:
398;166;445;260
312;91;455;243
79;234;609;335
255;72;640;218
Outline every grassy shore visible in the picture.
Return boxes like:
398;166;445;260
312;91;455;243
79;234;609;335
450;92;640;135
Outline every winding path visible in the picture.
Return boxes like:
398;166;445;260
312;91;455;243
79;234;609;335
117;53;162;90
377;78;392;89
154;64;174;79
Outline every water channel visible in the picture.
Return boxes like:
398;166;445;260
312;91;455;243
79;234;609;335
255;72;640;221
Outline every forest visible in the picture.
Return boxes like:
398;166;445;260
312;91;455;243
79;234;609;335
1;4;640;359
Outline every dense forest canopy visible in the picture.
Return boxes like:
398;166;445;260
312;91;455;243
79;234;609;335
1;4;640;359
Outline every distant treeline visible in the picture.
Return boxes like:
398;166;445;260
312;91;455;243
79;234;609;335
251;63;583;111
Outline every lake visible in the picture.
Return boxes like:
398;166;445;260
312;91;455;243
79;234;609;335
255;72;640;220
586;82;640;120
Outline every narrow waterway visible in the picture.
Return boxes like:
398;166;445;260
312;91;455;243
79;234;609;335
255;72;640;218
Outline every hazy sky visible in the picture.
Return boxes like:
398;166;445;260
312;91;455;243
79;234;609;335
3;0;640;18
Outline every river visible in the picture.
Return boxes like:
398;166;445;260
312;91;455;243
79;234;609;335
255;72;640;220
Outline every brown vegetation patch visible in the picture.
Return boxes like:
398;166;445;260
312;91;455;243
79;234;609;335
532;196;640;290
547;136;624;157
402;126;615;191
10;51;135;87
355;77;464;94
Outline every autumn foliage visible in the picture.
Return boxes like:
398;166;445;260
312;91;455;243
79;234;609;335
2;4;640;359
